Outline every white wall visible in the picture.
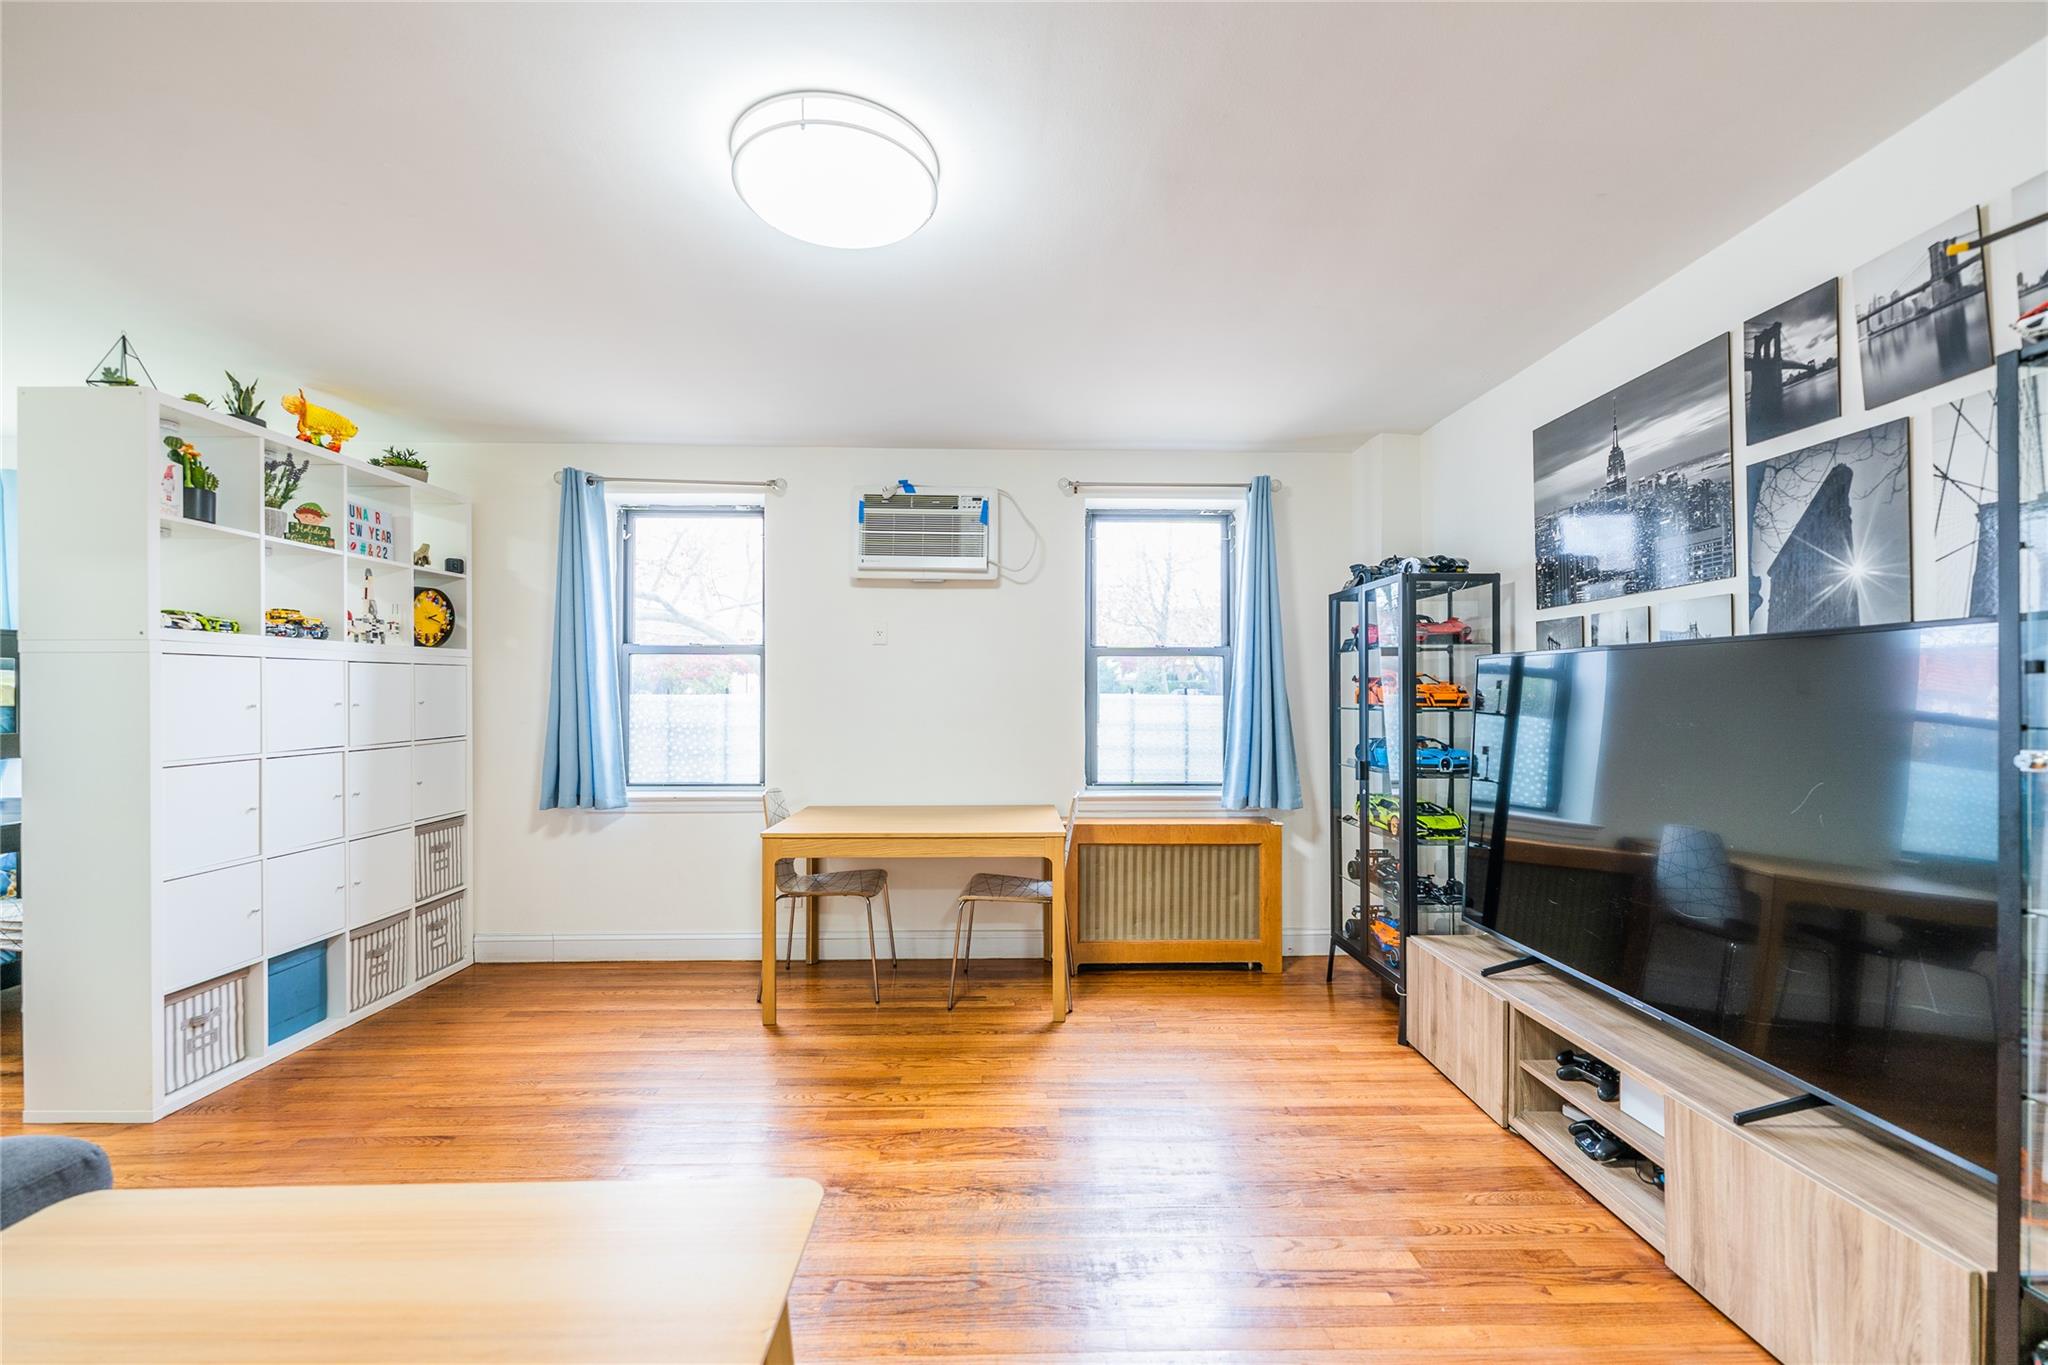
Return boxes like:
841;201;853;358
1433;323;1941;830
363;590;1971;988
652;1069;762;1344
422;442;1361;960
1414;45;2048;648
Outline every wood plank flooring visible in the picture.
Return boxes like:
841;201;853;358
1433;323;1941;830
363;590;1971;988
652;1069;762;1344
2;959;1766;1360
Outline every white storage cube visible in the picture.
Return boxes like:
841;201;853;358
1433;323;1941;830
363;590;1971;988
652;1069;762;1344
160;759;261;878
263;657;346;752
158;654;261;763
264;844;347;954
347;829;413;928
350;913;408;1011
414;663;466;740
415;893;463;979
346;745;412;836
264;751;344;854
160;861;264;993
347;662;412;748
164;971;247;1093
412;740;466;822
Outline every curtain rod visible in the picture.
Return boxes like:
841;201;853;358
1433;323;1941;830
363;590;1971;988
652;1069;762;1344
553;471;786;493
1058;478;1276;494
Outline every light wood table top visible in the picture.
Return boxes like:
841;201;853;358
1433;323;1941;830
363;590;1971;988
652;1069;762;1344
762;804;1065;839
0;1177;823;1364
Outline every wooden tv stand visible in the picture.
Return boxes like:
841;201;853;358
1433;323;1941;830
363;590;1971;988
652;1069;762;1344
1408;934;1993;1365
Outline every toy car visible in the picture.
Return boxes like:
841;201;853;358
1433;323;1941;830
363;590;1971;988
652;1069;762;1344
1413;736;1471;773
1337;622;1381;653
1418;554;1470;573
1413;874;1466;906
1370;917;1402;955
1415;614;1474;644
264;607;330;640
2016;297;2048;342
1414;674;1470;709
160;608;240;633
1359;674;1386;707
1364;793;1466;842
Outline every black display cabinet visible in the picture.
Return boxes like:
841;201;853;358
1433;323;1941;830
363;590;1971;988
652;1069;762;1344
1327;569;1501;1037
1998;336;2048;1365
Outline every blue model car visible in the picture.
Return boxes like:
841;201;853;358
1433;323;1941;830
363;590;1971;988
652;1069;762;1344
1360;736;1472;774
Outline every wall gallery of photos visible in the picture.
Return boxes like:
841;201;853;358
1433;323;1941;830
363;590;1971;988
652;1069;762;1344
1533;173;2046;649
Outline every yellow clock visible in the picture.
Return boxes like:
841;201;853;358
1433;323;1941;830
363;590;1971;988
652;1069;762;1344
414;587;454;647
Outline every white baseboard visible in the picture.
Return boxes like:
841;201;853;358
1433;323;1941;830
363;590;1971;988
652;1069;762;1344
475;928;1336;963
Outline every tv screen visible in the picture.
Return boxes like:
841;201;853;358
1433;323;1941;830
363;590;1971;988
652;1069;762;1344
1466;620;1998;1175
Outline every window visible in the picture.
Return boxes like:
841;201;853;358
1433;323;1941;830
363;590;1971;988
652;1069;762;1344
1085;509;1234;786
618;506;764;787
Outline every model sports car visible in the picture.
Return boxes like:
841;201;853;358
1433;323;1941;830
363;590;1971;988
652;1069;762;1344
1414;674;1470;709
1413;736;1471;773
1363;793;1466;842
1413;874;1466;906
160;608;240;633
1415;614;1474;644
1338;622;1381;653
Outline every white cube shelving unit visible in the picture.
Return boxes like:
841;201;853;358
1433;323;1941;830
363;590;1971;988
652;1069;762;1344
17;387;475;1122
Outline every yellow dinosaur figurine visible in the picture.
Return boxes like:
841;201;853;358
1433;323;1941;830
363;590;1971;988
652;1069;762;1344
281;389;359;452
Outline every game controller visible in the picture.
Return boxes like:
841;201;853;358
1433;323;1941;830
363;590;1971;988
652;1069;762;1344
1555;1049;1622;1102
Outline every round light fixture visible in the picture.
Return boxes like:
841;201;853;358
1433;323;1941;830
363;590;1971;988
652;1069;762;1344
729;91;938;249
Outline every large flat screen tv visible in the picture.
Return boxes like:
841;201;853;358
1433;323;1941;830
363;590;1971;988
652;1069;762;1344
1466;620;1998;1176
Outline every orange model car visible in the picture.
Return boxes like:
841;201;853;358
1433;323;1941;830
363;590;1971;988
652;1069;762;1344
1414;673;1470;709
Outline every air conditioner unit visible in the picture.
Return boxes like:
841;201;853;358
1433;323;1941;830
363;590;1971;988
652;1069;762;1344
853;487;998;581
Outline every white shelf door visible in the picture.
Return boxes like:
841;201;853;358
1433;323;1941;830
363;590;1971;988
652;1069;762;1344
413;663;466;740
160;761;261;879
263;753;344;855
158;654;261;763
160;861;263;994
347;661;412;748
347;830;414;929
263;658;346;753
345;746;412;836
412;740;467;822
264;845;346;953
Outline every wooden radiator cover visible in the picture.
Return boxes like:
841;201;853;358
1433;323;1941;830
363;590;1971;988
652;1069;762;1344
1066;819;1282;969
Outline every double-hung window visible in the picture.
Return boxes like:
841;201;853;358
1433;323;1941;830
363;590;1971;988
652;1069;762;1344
1085;508;1235;787
617;504;764;788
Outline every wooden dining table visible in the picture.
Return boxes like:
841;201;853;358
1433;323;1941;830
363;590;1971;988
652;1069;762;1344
0;1177;823;1363
761;804;1070;1024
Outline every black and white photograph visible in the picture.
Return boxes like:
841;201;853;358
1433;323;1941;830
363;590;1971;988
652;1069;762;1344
1536;615;1585;650
1653;593;1735;641
1588;604;1650;646
1852;208;1992;410
1745;418;1912;634
1532;336;1736;612
1930;388;1997;618
2003;172;2048;325
1742;280;1840;445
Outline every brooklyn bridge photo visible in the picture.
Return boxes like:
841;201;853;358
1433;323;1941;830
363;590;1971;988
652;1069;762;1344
1743;279;1840;445
1853;208;1992;410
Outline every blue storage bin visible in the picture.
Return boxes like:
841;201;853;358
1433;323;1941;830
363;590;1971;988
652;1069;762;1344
267;941;329;1045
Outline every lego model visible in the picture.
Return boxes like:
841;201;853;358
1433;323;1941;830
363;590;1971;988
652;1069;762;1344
160;609;240;633
1414;674;1470;709
1364;793;1466;842
1413;736;1471;773
264;608;330;640
1415;614;1475;644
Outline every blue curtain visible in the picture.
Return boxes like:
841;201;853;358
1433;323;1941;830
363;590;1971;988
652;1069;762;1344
1221;475;1301;811
540;468;627;810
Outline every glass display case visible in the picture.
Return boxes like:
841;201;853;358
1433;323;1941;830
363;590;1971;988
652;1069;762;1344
1327;569;1501;1038
2001;339;2048;1364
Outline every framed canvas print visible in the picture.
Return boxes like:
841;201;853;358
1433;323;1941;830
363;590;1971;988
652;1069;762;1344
1536;615;1585;650
1653;593;1735;641
1929;388;1997;618
1532;336;1735;612
2000;172;2047;333
1742;280;1840;445
1852;208;1992;410
1588;604;1650;646
1745;418;1911;634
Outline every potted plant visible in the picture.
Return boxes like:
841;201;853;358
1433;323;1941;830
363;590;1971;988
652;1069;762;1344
221;372;265;429
370;447;429;483
93;366;138;387
165;437;220;523
263;449;310;536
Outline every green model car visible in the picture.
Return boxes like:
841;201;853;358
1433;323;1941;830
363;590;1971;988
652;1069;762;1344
1363;792;1466;843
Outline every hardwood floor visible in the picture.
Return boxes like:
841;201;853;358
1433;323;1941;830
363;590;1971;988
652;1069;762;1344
2;959;1766;1361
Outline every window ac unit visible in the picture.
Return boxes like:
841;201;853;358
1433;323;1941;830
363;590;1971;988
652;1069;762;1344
853;487;998;581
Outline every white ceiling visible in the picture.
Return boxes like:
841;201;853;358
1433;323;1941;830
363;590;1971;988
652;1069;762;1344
4;2;2041;450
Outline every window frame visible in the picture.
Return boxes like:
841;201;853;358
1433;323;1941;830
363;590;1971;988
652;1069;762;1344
1083;506;1237;789
616;503;766;791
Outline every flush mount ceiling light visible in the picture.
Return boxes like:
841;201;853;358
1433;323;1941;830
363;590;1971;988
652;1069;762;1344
729;91;939;249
